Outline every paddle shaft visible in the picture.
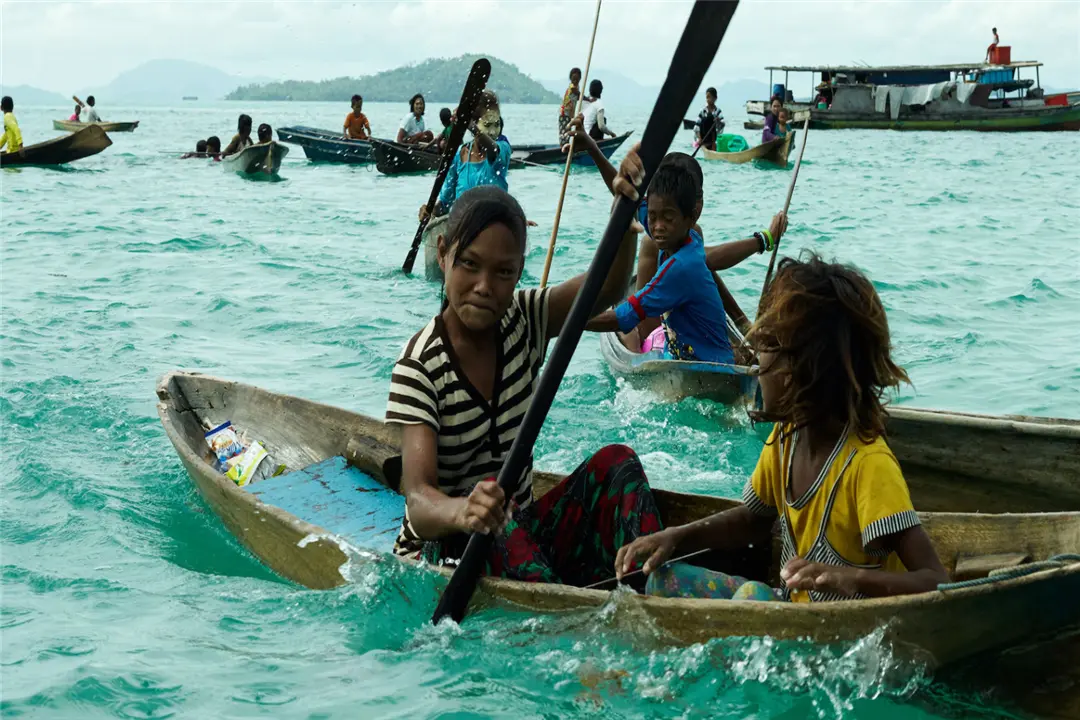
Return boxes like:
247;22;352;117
432;0;743;627
583;548;714;590
402;59;492;274
538;0;603;289
762;115;810;290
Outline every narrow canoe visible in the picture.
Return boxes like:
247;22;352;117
276;126;380;164
222;142;288;175
701;131;794;167
598;330;758;405
371;139;441;175
511;131;633;167
2;125;112;167
53;119;139;133
157;370;1080;669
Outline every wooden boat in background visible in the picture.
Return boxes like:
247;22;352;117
511;131;632;167
53;119;139;133
276;126;379;164
371;139;441;175
702;131;794;167
157;370;1080;669
2;125;112;167
598;331;758;405
222;142;288;175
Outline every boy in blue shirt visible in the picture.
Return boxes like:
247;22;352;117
588;161;734;363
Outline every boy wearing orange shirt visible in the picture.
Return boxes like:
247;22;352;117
344;95;371;140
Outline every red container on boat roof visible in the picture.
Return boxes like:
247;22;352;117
1045;94;1069;107
990;46;1011;65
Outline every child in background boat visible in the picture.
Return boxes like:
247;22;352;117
775;107;792;138
585;157;735;363
418;90;511;222
344;94;371;140
694;87;724;152
222;114;253;157
387;185;660;586
68;104;82;123
1;96;23;154
205;136;222;160
397;93;435;145
73;95;102;123
181;139;208;159
436;107;453;152
615;253;949;602
256;123;273;144
762;96;783;142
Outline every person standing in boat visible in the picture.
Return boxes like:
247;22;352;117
615;253;949;603
387;184;662;586
762;96;784;142
222;114;254;157
419;91;513;227
1;96;22;155
343;94;372;140
73;95;101;122
582;79;617;141
397;93;435;145
558;67;582;144
694;87;724;152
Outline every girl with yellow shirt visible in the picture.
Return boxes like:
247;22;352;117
615;253;948;602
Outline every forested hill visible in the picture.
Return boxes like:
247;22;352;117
226;55;559;104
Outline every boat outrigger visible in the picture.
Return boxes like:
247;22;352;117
745;59;1080;132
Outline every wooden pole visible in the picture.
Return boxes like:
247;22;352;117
538;0;603;289
762;115;810;292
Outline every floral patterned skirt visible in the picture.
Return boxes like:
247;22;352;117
422;444;662;588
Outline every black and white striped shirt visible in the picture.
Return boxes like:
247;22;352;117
386;288;551;556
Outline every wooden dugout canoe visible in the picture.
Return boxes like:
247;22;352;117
53;119;139;133
222;142;288;175
510;131;632;168
157;371;1080;668
701;131;794;168
1;125;112;167
276;126;379;164
371;139;441;175
598;330;757;405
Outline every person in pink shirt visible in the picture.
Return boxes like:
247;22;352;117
68;104;82;122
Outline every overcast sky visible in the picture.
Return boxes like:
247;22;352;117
3;1;1078;91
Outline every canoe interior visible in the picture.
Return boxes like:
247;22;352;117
158;372;1080;667
372;139;440;175
511;131;632;167
701;131;793;167
52;119;139;133
2;125;112;167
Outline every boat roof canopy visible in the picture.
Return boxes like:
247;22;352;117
765;62;1042;73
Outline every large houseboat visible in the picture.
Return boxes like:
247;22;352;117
744;57;1079;132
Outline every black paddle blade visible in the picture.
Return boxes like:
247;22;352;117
431;0;741;627
402;58;492;274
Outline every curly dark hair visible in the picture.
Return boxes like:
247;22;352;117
748;252;909;441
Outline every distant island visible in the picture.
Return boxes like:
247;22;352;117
226;55;559;104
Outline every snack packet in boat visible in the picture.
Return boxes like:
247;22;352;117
205;421;243;469
224;441;269;487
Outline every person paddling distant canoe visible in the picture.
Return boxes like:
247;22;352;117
73;95;101;122
582;79;616;141
222;114;253;157
397;93;435;145
694;87;724;152
343;94;372;140
616;254;949;603
1;96;23;154
386;185;660;585
762;96;784;142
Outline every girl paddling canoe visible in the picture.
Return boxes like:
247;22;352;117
616;254;949;602
387;185;660;586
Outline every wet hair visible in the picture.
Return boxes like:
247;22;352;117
206;136;221;152
569;67;581;80
196;139;208;153
238;114;252;130
87;95;96;106
589;79;603;98
438;186;528;306
748;252;909;441
257;123;272;141
351;94;362;104
410;93;425;112
706;87;717;97
439;107;452;126
1;96;12;113
659;152;703;200
648;161;699;218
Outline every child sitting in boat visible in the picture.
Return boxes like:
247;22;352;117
615;254;948;602
775;107;792;138
586;153;736;364
386;185;660;586
256;123;273;144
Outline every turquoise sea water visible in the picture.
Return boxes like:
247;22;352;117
2;100;1079;719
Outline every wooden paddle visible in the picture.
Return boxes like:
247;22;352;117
762;115;810;291
431;0;743;627
401;58;492;274
538;0;603;289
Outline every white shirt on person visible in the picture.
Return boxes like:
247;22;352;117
399;112;425;137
